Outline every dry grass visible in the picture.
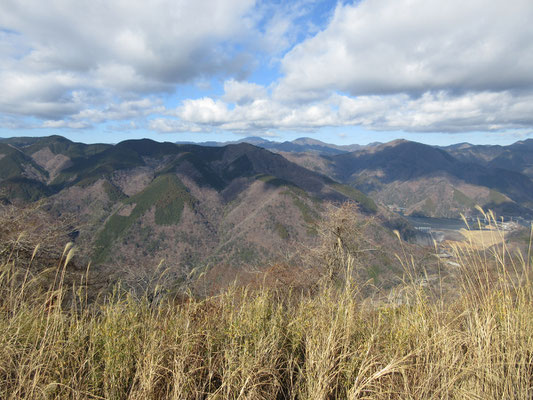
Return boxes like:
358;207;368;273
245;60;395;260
0;206;532;399
457;228;506;250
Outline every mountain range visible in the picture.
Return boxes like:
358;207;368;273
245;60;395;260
1;134;532;288
442;139;533;178
238;137;533;219
0;135;377;285
327;140;533;218
177;136;374;155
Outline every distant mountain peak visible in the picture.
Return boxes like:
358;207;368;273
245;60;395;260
236;136;273;145
292;137;327;145
176;136;371;155
513;138;533;147
383;139;409;147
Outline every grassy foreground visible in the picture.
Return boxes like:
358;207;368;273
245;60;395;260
1;215;532;399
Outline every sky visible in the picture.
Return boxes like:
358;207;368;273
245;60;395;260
1;0;533;146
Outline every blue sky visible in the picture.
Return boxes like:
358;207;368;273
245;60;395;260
1;0;532;146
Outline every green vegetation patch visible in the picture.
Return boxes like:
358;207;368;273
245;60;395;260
422;197;437;214
256;174;297;189
260;175;322;230
331;183;378;213
453;189;475;208
0;148;27;180
489;189;508;205
0;178;51;202
0;144;48;181
283;189;319;225
93;174;195;263
102;181;127;203
75;176;101;188
234;245;259;264
124;174;195;226
367;264;381;285
211;240;262;265
274;222;290;240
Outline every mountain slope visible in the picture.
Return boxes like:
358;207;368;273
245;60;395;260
444;139;533;178
1;136;377;278
0;143;51;202
283;139;533;218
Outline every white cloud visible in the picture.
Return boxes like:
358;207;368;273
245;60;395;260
149;118;205;133
334;91;533;132
0;0;258;121
2;0;533;137
1;0;256;82
42;120;91;129
160;81;341;133
261;131;280;138
176;98;230;125
223;79;267;105
278;0;533;99
33;98;165;130
73;99;164;124
154;79;533;134
0;70;85;118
